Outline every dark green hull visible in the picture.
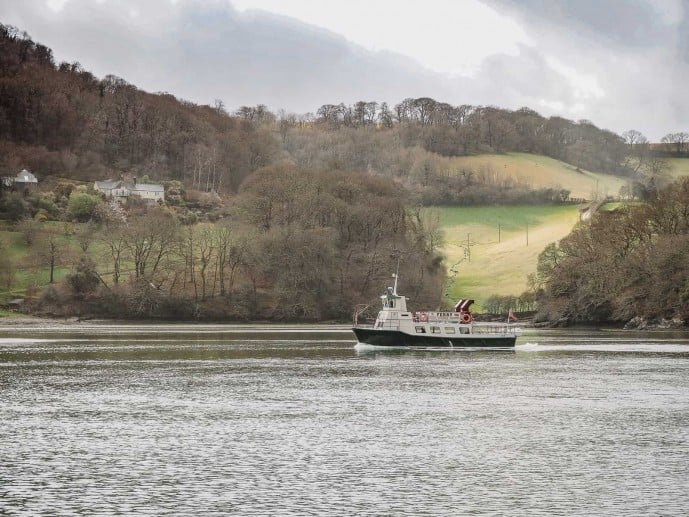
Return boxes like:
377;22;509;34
353;327;516;348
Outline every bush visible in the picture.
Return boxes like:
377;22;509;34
67;256;101;296
67;191;100;221
34;209;48;222
54;182;75;199
40;284;60;304
3;193;27;222
34;193;60;219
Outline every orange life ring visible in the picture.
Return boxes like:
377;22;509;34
461;313;472;324
419;312;428;323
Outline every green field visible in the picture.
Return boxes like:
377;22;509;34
448;152;627;199
0;222;98;303
667;158;689;178
435;205;581;308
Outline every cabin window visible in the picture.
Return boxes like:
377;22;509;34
415;326;426;333
430;326;441;334
460;327;470;334
444;327;455;334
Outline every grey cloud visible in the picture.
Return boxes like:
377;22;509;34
486;0;685;54
481;0;689;138
679;7;689;60
472;45;576;107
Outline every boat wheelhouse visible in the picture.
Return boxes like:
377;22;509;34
352;278;519;349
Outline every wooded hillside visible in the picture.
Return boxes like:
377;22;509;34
534;177;689;325
1;23;678;207
0;24;279;192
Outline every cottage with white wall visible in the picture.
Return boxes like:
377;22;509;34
94;177;164;204
14;169;38;193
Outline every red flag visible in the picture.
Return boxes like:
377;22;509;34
508;309;518;321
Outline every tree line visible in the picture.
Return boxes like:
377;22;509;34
309;100;629;175
2;23;680;210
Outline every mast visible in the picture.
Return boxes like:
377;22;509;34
392;255;400;295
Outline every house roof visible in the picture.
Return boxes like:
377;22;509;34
95;180;127;190
95;178;164;195
131;183;164;192
16;169;37;183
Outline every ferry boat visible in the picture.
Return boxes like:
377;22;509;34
352;275;519;349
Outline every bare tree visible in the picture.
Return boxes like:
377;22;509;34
102;225;126;284
661;132;689;155
36;227;65;284
622;129;649;173
123;209;179;283
0;241;16;294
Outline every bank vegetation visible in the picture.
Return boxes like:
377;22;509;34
534;177;689;326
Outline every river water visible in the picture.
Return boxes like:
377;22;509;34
1;324;688;516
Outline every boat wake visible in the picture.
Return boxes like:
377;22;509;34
516;342;540;351
354;342;380;352
515;341;689;353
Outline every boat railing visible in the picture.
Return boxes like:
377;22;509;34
352;304;371;326
471;322;516;335
414;311;464;323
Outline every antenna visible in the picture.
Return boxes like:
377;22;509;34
392;254;400;295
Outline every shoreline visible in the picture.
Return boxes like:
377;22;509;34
0;315;94;327
0;314;354;328
1;313;686;331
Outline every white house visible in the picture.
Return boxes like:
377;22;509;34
94;180;129;203
15;169;38;192
130;182;165;202
94;178;164;204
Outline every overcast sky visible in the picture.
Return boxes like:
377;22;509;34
1;0;687;140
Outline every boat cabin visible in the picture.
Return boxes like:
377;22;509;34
375;287;413;327
381;286;407;311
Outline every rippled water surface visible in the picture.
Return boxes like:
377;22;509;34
1;324;689;515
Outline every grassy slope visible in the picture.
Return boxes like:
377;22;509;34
667;158;689;178
449;152;626;199
434;152;609;307
432;152;653;309
0;222;99;302
436;206;580;308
